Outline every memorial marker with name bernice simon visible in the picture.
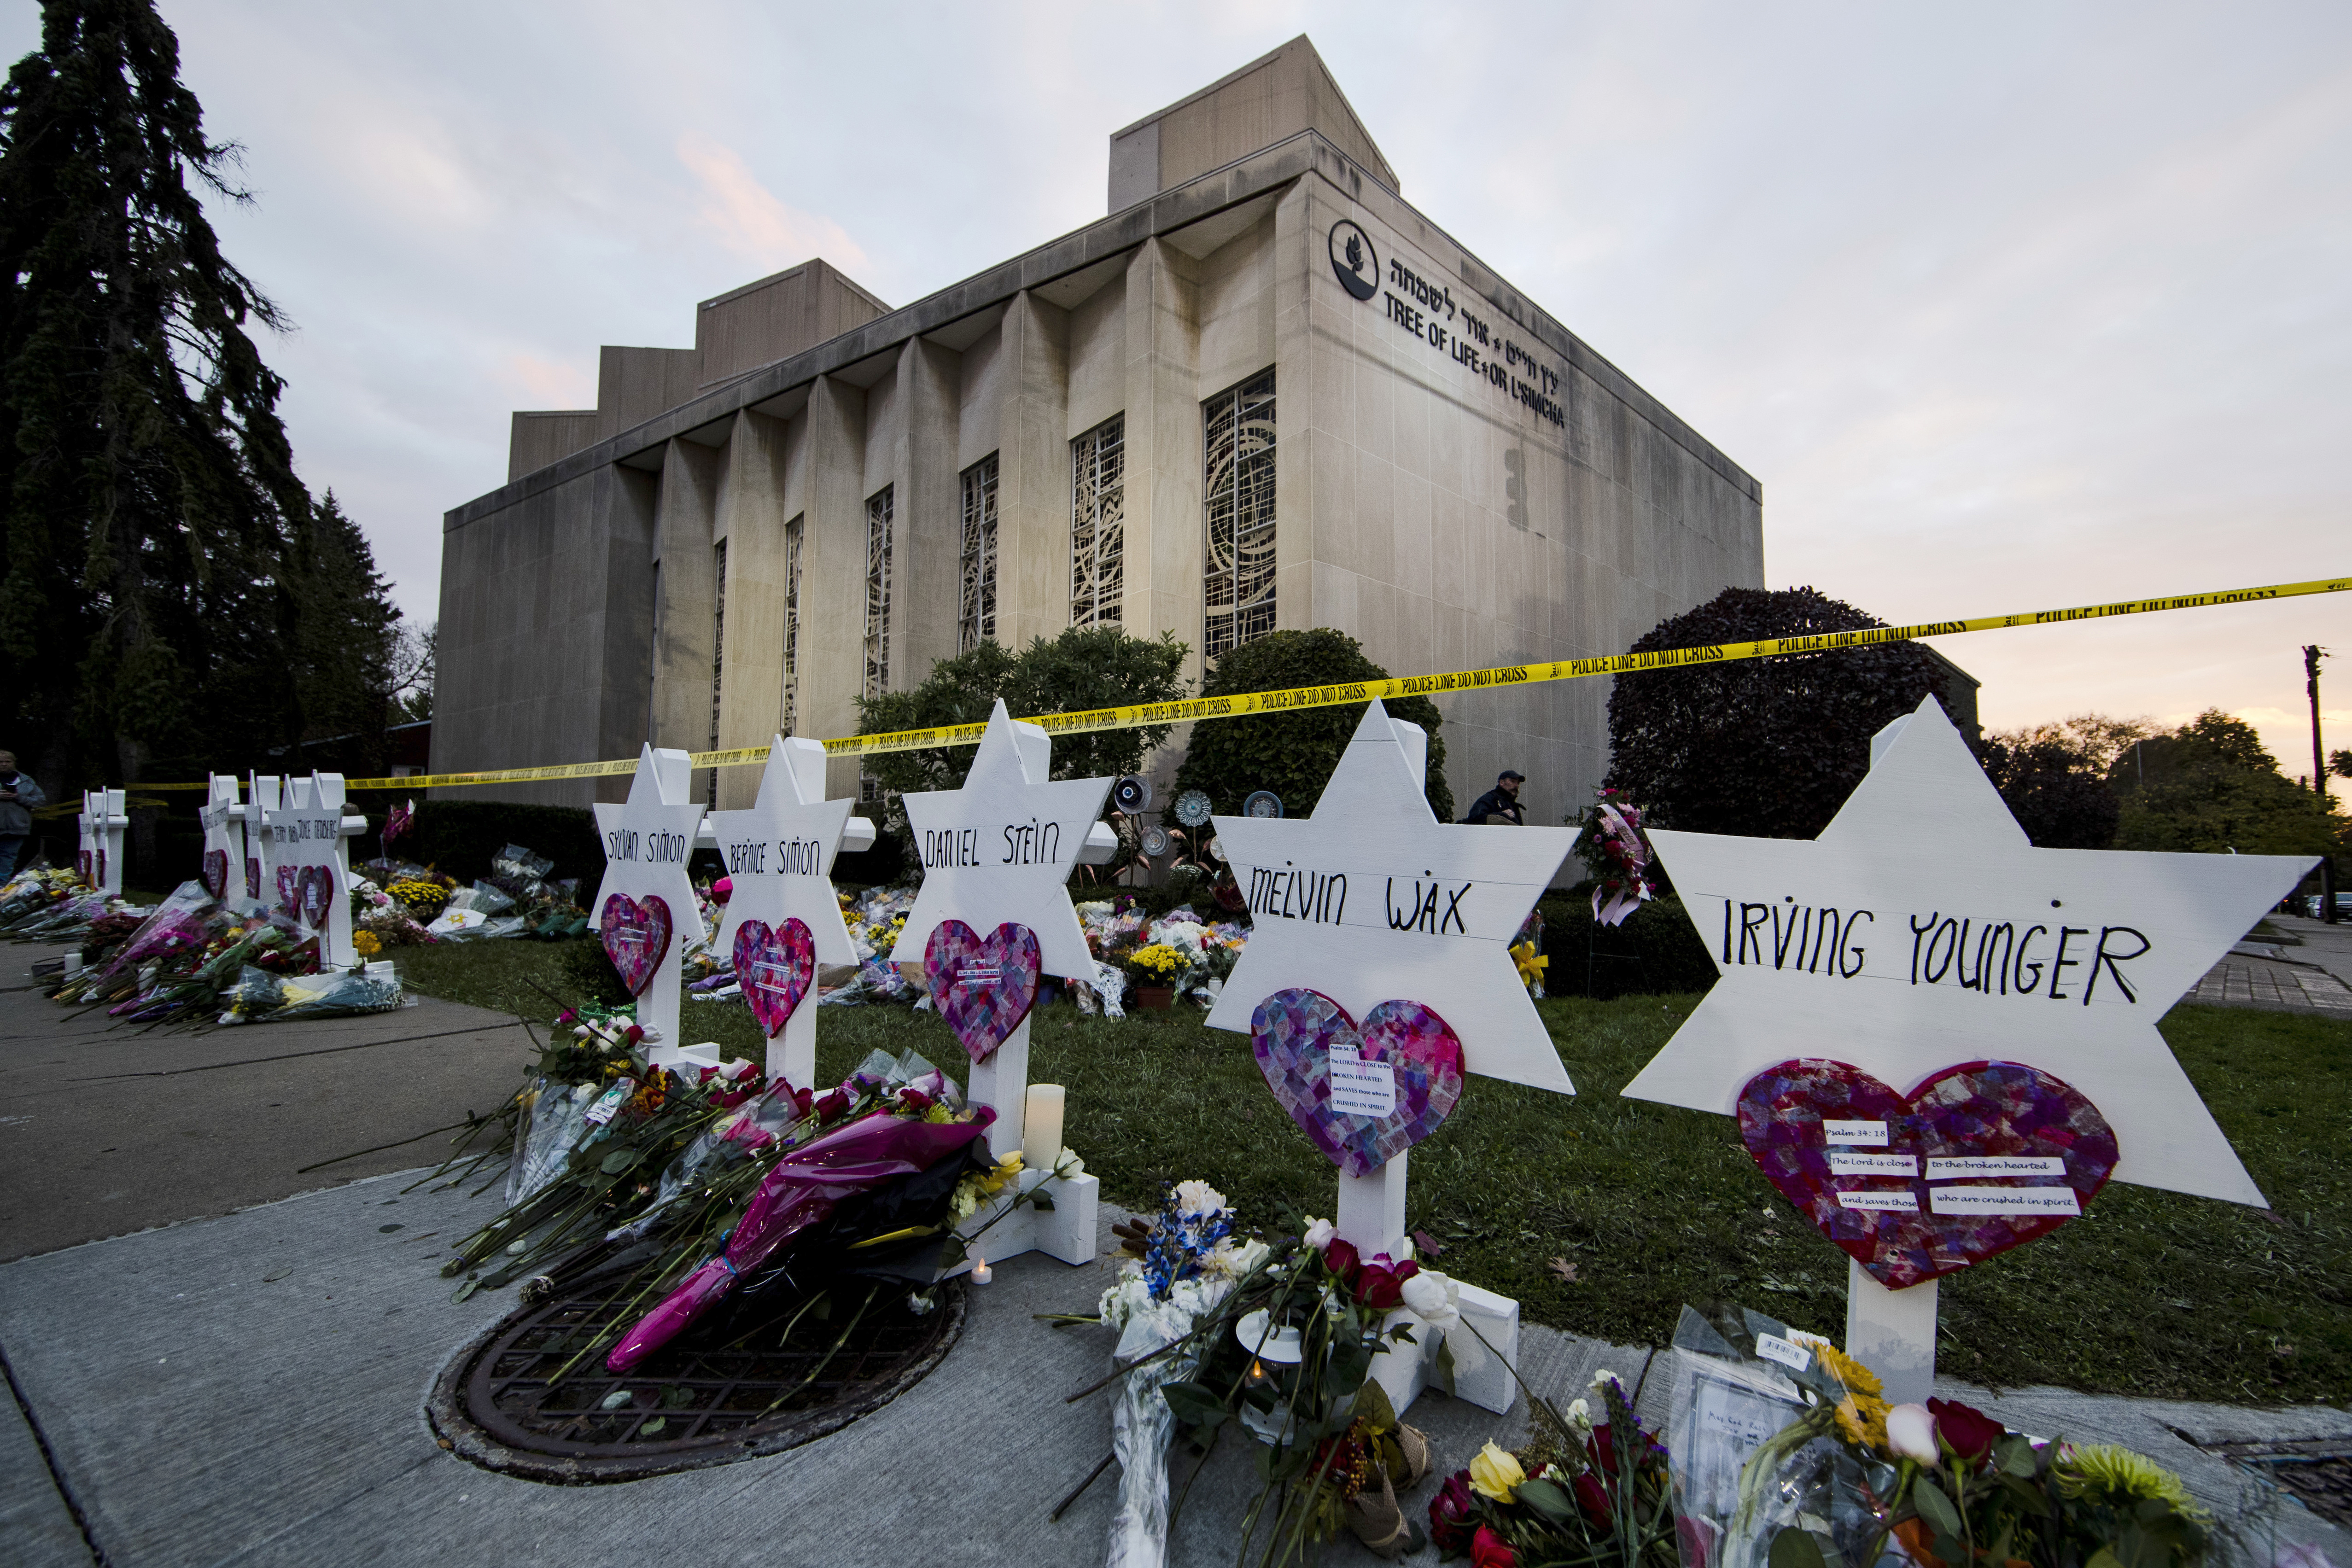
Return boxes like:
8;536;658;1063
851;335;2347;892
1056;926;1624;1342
1205;699;1583;1415
887;698;1109;1269
591;746;707;1050
705;734;870;1091
1621;695;2318;1402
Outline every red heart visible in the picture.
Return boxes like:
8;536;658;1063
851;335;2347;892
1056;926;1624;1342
202;850;229;901
1738;1059;2119;1289
923;921;1042;1063
734;918;816;1038
600;893;674;997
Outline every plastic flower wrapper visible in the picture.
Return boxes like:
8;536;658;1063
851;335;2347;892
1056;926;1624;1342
98;880;216;977
506;1079;605;1207
604;1103;996;1372
265;964;406;1022
1576;788;1660;928
1660;1305;1827;1568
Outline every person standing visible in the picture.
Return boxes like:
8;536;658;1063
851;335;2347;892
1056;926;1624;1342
1463;768;1526;826
0;752;45;876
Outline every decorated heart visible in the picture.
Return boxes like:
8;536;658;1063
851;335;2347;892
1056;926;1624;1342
245;857;261;900
600;893;674;997
1250;989;1466;1178
274;865;300;918
734;918;817;1038
298;866;335;931
201;850;230;901
78;849;92;880
923;921;1042;1063
1738;1059;2119;1289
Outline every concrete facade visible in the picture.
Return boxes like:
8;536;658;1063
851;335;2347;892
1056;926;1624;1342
435;37;1768;822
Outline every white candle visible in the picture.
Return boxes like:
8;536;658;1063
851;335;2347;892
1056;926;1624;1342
1022;1084;1066;1174
971;1258;992;1285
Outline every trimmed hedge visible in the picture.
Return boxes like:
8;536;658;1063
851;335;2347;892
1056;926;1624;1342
1536;891;1717;999
384;800;606;886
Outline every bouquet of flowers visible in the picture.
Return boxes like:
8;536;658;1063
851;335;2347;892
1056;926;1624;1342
1063;1209;1474;1568
1574;788;1659;929
1660;1306;2213;1568
1430;1368;1677;1568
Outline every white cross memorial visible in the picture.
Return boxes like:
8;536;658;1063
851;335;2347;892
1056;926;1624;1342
887;699;1115;1270
1205;700;1582;1415
590;746;707;1048
80;789;127;895
703;735;874;1090
263;773;367;969
1622;696;2318;1402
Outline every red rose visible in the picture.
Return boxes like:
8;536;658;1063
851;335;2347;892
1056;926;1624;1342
1590;1422;1618;1477
1355;1257;1422;1310
1429;1472;1476;1553
1575;1471;1613;1526
898;1088;934;1113
813;1090;849;1123
1471;1524;1517;1568
791;1085;814;1117
1926;1398;2003;1464
1324;1237;1361;1282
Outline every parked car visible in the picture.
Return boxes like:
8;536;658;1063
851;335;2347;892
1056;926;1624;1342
2303;893;2352;919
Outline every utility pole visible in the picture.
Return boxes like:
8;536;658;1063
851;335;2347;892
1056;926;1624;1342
2307;645;2336;924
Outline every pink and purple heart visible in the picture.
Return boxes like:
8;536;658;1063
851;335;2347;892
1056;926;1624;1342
297;866;334;931
1249;989;1466;1178
1738;1058;2119;1290
600;893;674;997
274;865;300;918
245;857;260;900
735;918;817;1038
201;850;230;901
923;921;1042;1063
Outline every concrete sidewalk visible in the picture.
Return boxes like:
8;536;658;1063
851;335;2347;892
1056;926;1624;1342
0;944;536;1262
1;1169;2345;1568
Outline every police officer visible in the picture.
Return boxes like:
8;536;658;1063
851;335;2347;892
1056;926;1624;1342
1463;769;1525;826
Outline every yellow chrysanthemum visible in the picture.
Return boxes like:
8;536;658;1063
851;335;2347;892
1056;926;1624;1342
351;930;382;956
1811;1342;1884;1400
2055;1445;2208;1519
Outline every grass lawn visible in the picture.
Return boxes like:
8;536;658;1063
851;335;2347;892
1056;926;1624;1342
404;940;2350;1407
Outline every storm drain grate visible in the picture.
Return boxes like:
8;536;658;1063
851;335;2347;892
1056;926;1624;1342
427;1268;966;1483
2196;1438;2352;1531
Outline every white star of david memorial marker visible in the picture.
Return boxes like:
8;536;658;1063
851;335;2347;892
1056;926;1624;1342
887;699;1112;1271
1205;700;1581;1417
705;735;872;1090
263;773;367;968
199;775;246;903
591;746;708;1048
1621;694;2318;1400
80;788;126;895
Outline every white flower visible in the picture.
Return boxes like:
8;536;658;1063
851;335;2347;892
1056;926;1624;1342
1208;1237;1270;1278
1399;1270;1458;1329
1172;1179;1227;1219
1566;1397;1594;1434
1886;1403;1939;1464
1302;1216;1337;1251
1052;1148;1086;1178
1591;1369;1621;1399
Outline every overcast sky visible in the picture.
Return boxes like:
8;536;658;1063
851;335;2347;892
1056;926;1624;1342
12;2;2349;794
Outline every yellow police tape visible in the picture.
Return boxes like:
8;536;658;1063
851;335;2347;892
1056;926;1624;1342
128;570;2350;794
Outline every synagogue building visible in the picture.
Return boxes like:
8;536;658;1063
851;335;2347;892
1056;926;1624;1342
432;37;1769;823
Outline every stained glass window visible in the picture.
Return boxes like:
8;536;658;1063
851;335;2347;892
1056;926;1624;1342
1070;416;1125;627
958;454;999;652
781;514;802;736
1203;370;1276;660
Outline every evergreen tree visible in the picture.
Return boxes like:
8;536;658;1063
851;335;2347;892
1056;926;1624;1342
291;489;399;769
0;0;313;794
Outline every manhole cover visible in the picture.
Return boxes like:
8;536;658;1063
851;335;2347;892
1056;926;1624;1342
427;1266;967;1483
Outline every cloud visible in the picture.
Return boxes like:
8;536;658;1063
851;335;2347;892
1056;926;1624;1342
498;352;596;409
675;131;869;277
